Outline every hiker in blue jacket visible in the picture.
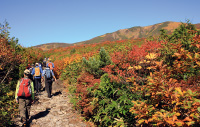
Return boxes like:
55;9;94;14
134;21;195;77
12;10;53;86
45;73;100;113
42;66;56;98
31;63;43;94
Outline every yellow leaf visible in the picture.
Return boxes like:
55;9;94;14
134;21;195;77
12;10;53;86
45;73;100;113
172;101;176;104
146;61;150;63
132;101;138;105
175;112;181;116
175;87;183;96
138;119;145;124
128;66;133;70
175;121;184;126
195;53;200;59
186;54;193;59
139;61;143;64
145;53;157;60
147;67;152;70
134;65;142;70
186;121;195;126
150;72;153;77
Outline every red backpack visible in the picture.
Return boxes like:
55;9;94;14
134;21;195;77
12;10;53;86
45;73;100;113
17;78;32;97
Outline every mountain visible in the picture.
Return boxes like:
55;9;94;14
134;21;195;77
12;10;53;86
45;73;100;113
34;21;200;50
33;42;73;51
75;21;200;45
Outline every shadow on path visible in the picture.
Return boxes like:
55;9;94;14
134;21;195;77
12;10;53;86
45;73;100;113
29;108;51;123
52;91;62;96
12;108;50;127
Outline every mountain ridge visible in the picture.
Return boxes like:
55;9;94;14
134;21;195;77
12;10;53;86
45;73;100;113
33;21;200;50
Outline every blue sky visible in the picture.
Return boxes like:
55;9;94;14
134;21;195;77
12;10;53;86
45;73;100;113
1;0;200;47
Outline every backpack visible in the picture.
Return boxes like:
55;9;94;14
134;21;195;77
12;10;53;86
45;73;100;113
17;78;32;97
45;68;52;79
34;67;40;76
48;62;53;70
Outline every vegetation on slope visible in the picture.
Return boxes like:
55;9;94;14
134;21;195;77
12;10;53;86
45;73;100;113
48;22;200;126
0;22;45;126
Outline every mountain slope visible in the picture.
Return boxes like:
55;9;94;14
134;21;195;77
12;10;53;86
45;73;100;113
34;21;200;50
33;42;73;51
75;21;200;45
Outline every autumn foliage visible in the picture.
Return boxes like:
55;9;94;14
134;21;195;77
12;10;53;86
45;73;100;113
49;22;200;126
2;21;198;126
0;22;45;126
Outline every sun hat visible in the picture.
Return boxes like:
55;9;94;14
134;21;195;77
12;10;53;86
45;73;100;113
24;69;30;75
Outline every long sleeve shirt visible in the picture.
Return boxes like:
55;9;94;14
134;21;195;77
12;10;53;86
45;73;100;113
31;66;43;79
15;78;34;100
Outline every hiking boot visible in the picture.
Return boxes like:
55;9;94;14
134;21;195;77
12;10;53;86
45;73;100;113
21;117;26;123
20;117;26;126
22;123;27;127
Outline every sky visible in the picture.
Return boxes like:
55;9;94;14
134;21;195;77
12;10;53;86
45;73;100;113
1;0;200;47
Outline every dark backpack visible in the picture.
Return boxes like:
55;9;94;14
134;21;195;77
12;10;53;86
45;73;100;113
45;68;52;79
17;78;32;97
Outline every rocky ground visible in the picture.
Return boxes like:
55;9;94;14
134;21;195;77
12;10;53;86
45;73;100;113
14;79;89;127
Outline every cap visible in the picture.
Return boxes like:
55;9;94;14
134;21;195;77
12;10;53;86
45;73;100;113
24;69;30;75
35;63;39;66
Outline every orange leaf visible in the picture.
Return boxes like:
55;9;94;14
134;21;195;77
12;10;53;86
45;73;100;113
196;44;200;48
166;119;174;125
196;61;200;66
183;117;192;122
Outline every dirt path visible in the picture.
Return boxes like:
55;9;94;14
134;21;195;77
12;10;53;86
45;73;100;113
14;79;88;127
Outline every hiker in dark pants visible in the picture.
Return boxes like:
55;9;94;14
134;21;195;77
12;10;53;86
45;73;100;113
31;63;43;93
15;69;34;125
42;66;56;98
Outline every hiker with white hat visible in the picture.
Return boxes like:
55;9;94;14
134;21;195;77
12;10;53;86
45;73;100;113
31;63;43;94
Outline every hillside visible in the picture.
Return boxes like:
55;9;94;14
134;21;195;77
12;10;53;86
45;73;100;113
34;21;200;50
76;21;200;45
34;42;73;51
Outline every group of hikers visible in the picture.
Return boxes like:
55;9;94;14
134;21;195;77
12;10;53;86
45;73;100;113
15;58;57;126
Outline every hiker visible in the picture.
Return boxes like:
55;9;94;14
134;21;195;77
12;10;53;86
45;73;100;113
29;64;34;81
42;66;57;98
15;69;34;125
31;63;43;93
43;58;47;67
47;58;54;70
26;64;31;70
38;62;42;69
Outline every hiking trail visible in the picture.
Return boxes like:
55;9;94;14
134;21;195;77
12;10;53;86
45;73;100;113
14;79;88;127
